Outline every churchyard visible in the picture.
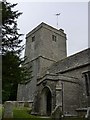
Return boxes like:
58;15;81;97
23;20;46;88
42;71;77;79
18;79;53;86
0;101;88;120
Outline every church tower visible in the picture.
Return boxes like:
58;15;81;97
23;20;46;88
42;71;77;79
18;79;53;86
17;22;67;101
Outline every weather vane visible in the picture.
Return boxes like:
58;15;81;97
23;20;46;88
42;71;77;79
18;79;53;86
55;13;61;28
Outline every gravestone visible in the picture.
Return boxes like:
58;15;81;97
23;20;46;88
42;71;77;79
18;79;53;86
4;101;13;118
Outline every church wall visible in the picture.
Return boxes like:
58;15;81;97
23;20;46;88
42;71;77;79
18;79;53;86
17;23;67;102
40;27;67;61
61;65;90;108
25;24;67;63
37;80;57;115
38;57;55;77
47;49;90;109
25;29;42;62
36;77;80;116
17;58;40;101
17;22;90;117
63;81;80;115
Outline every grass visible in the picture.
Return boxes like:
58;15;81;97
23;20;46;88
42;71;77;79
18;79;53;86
13;107;51;120
0;105;2;119
1;106;88;120
13;107;32;118
13;107;88;120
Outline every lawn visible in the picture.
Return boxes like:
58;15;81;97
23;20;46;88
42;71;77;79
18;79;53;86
1;106;88;120
0;105;2;119
13;107;88;120
13;107;51;120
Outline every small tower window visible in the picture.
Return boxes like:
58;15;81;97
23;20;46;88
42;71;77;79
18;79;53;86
32;36;35;42
52;35;57;42
83;71;90;96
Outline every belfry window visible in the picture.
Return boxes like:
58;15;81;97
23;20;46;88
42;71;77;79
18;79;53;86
32;36;35;42
83;71;90;96
52;35;57;42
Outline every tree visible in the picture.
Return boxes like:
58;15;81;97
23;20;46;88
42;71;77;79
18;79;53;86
2;1;30;102
2;51;30;101
2;1;22;54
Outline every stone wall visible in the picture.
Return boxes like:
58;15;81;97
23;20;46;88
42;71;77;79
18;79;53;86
47;48;90;109
36;62;90;116
37;79;57;115
63;81;79;115
17;22;67;102
17;22;90;117
25;22;67;63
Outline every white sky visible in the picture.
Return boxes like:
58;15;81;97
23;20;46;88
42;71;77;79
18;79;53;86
7;0;89;56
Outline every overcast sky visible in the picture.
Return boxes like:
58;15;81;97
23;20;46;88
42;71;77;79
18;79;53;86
7;0;89;56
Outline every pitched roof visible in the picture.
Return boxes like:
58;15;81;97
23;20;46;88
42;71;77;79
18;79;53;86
47;48;90;74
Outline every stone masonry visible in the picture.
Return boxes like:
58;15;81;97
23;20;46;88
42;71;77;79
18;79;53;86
17;22;90;117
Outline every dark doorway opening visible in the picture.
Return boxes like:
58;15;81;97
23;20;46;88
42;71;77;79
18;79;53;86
46;89;52;116
41;87;52;116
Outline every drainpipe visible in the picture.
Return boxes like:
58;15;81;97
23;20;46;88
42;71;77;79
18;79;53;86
61;82;64;115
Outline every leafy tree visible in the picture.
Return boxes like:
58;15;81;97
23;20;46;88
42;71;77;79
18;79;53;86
1;1;30;102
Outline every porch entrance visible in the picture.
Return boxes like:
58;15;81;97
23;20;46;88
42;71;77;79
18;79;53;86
41;87;52;116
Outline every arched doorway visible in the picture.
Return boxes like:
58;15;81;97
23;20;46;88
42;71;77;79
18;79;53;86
46;88;52;115
41;87;52;116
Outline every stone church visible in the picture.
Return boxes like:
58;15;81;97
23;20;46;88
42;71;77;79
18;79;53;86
17;22;90;116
